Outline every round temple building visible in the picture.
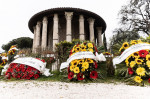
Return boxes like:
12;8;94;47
28;7;106;52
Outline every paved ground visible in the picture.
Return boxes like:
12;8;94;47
0;81;149;99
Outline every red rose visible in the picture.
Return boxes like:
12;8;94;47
27;67;32;72
90;71;98;79
15;67;21;72
26;75;31;80
17;74;21;79
77;73;84;81
148;78;150;83
5;73;11;79
68;72;74;80
34;74;39;79
128;68;134;75
139;50;148;58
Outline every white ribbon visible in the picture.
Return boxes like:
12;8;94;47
1;57;52;76
113;43;150;68
60;51;106;71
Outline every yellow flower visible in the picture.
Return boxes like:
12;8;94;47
132;52;139;58
82;62;89;69
146;61;150;68
80;44;87;51
130;61;136;68
122;42;129;49
72;45;77;52
70;65;75;71
81;68;85;72
134;76;143;83
86;58;94;63
75;46;81;52
130;40;137;45
71;60;79;66
146;54;150;61
88;43;93;48
74;67;80;73
136;67;146;76
119;47;124;52
125;55;131;66
78;59;84;64
135;58;143;65
88;48;94;53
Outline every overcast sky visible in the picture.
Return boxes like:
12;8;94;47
0;0;128;52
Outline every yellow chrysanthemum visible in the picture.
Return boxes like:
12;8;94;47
86;58;94;63
74;67;80;73
70;65;75;71
80;44;87;51
135;58;143;65
75;46;81;52
134;76;143;83
130;61;136;68
136;67;146;76
146;54;150;61
122;42;129;49
88;48;94;53
82;62;89;69
88;43;93;48
146;61;150;68
71;60;79;66
130;40;137;45
132;52;139;58
81;68;85;72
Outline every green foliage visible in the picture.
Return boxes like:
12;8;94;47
2;37;33;51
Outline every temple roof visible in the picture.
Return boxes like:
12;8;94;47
28;7;106;33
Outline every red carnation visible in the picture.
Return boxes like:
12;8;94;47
90;71;98;79
15;67;21;72
148;78;150;83
34;74;39;79
77;73;84;81
68;72;74;80
5;72;11;79
128;68;134;75
139;50;148;58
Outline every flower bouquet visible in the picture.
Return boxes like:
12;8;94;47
67;42;99;81
5;63;41;79
119;40;150;84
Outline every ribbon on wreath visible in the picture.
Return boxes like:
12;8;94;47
60;51;106;71
113;43;150;68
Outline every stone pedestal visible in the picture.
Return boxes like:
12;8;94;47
65;12;73;42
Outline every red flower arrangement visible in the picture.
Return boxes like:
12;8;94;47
67;42;99;81
5;63;41;80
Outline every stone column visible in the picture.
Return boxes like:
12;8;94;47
32;26;36;53
79;15;85;40
41;16;48;50
65;12;73;42
53;14;59;51
88;18;95;42
97;27;103;46
35;21;41;49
